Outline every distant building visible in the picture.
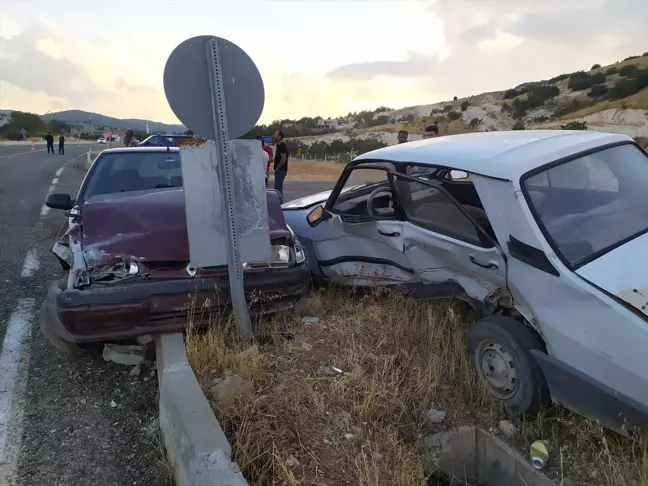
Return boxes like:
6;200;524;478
317;118;339;130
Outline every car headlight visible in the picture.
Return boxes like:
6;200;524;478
294;241;305;264
271;245;291;264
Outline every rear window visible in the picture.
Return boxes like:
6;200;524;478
524;143;648;267
79;151;182;203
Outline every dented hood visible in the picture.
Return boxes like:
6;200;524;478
79;188;290;266
576;232;648;317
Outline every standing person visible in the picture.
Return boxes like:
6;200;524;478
123;129;139;147
423;124;439;138
58;134;65;155
397;130;408;144
273;130;289;203
256;136;270;186
45;132;55;154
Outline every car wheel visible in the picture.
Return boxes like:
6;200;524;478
467;315;549;415
38;291;81;355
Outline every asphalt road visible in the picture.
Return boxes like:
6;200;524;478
0;142;335;486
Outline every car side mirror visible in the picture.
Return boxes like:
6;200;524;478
307;205;330;227
46;193;74;211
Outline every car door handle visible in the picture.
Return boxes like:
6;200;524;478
378;230;400;237
469;255;498;270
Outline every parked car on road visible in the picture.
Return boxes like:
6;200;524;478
139;133;194;147
41;146;308;353
97;137;107;144
283;130;648;434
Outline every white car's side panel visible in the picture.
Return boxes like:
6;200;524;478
402;223;506;303
475;176;648;407
308;215;417;285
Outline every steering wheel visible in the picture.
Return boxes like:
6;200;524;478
366;187;393;217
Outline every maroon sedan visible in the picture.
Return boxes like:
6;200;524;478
40;147;309;352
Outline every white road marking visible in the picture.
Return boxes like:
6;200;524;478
40;204;50;218
0;298;36;484
20;250;40;278
0;149;46;159
51;177;59;185
55;166;64;177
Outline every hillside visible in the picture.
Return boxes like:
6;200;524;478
40;110;185;133
0;109;185;133
298;53;648;146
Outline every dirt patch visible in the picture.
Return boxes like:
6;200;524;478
186;289;648;486
269;160;346;181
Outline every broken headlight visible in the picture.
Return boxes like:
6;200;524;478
271;245;291;264
88;260;141;284
294;240;305;264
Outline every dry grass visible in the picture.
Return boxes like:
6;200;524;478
186;288;648;486
559;89;648;119
268;160;346;181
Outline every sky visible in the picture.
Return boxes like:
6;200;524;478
1;0;647;125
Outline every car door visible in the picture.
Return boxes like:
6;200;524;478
393;174;506;303
308;165;417;286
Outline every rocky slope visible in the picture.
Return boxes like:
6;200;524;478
300;54;648;145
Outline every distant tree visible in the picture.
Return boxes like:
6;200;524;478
560;121;588;130
453;96;458;101
624;55;640;61
48;118;68;133
0;111;48;140
460;101;469;112
443;105;453;112
588;84;608;97
447;111;462;121
591;63;601;70
469;118;482;127
605;67;619;76
512;120;525;130
503;89;519;99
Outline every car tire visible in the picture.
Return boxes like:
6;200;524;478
467;315;549;415
38;287;82;355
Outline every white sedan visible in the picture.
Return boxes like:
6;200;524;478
283;129;648;435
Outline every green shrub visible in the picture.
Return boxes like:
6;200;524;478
591;63;601;70
469;118;482;127
503;89;519;99
443;105;453;112
619;64;640;77
624;55;640;61
568;71;606;90
548;73;570;83
643;52;648;57
588;84;608;97
606;72;648;100
460;101;469;111
560;121;588;130
512;120;525;130
605;67;619;75
533;115;549;123
447;111;462;121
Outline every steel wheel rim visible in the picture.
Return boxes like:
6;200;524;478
476;340;518;400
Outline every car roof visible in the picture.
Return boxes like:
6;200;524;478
354;130;633;180
99;146;180;154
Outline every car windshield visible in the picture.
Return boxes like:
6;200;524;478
79;151;182;203
524;143;648;267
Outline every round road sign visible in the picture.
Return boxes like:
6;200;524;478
163;35;265;139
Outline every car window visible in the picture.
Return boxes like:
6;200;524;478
331;166;395;219
395;177;484;246
524;143;648;266
78;151;182;203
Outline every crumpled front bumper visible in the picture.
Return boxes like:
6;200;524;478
40;265;310;344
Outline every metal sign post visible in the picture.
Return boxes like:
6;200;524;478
163;35;268;340
204;38;250;338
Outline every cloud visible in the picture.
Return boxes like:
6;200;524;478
0;20;176;122
326;0;648;98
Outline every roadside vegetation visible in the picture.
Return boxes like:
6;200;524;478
186;288;648;486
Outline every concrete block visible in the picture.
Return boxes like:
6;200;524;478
435;426;557;486
156;333;248;486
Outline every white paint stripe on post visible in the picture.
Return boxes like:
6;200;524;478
0;298;36;485
20;249;39;278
